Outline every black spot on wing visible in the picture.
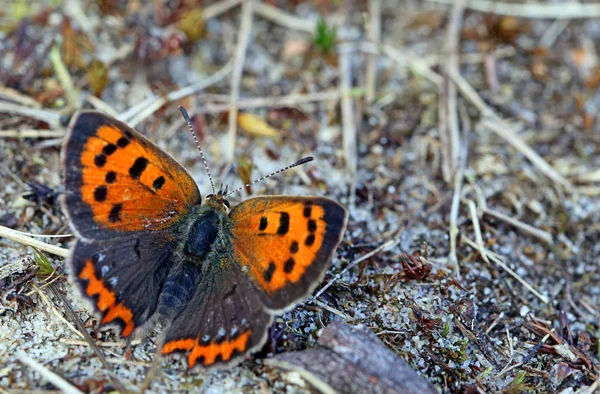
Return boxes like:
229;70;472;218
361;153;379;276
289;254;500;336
102;144;117;155
284;258;295;273
117;137;130;148
105;171;116;184
277;212;289;235
305;234;315;246
264;262;276;282
308;219;317;233
290;241;299;253
259;216;268;231
94;185;107;202
303;204;312;218
153;176;165;190
129;157;148;180
94;154;106;167
108;203;122;223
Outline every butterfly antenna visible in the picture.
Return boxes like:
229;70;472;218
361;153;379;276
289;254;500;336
179;106;216;194
225;156;314;198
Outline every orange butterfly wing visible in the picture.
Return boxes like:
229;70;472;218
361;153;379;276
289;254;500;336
229;196;348;311
62;111;201;239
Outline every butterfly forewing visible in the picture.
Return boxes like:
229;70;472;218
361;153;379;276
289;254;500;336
229;196;348;311
62;111;201;239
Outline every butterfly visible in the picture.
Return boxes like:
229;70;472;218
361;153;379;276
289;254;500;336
61;110;348;368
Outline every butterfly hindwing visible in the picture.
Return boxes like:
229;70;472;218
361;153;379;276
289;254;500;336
161;261;272;368
229;196;348;311
69;231;178;337
62;111;201;239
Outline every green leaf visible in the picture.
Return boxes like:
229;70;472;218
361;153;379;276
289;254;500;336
33;249;54;277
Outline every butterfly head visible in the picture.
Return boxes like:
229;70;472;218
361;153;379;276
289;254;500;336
205;184;231;212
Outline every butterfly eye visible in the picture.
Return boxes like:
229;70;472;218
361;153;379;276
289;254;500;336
206;194;214;199
223;200;230;209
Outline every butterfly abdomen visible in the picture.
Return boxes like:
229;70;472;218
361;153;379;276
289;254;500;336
157;266;200;318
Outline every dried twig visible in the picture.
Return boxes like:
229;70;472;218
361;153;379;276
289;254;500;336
227;0;254;163
461;235;549;303
314;299;352;320
85;95;119;116
18;351;84;394
0;129;66;139
253;1;314;33
480;119;572;189
449;70;573;189
468;199;489;263
339;44;358;203
122;61;233;127
49;284;128;393
49;45;78;106
482;207;553;244
0;87;41;107
448;101;470;275
427;0;600;19
197;89;340;113
0;225;69;257
438;0;465;182
425;46;516;66
365;0;381;104
0;101;62;129
379;44;443;86
31;283;84;340
204;0;243;19
59;339;142;348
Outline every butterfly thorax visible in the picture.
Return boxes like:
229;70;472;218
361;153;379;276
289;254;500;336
183;204;231;262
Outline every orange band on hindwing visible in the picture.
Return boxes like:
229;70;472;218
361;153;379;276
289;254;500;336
162;330;251;367
78;259;135;337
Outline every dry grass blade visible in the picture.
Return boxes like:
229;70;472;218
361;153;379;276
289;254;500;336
380;44;443;86
122;61;233;127
0;225;70;257
32;283;85;340
0;101;62;129
311;239;399;302
365;0;381;104
0;87;41;107
482;207;553;244
263;359;338;394
427;0;600;19
438;0;465;182
480;119;572;189
468;199;489;263
204;0;243;19
339;44;358;203
254;2;314;33
0;129;66;138
461;235;549;303
17;351;84;394
60;339;141;348
196;89;340;113
448;102;470;276
226;0;254;163
49;285;128;393
49;45;78;106
448;70;573;190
